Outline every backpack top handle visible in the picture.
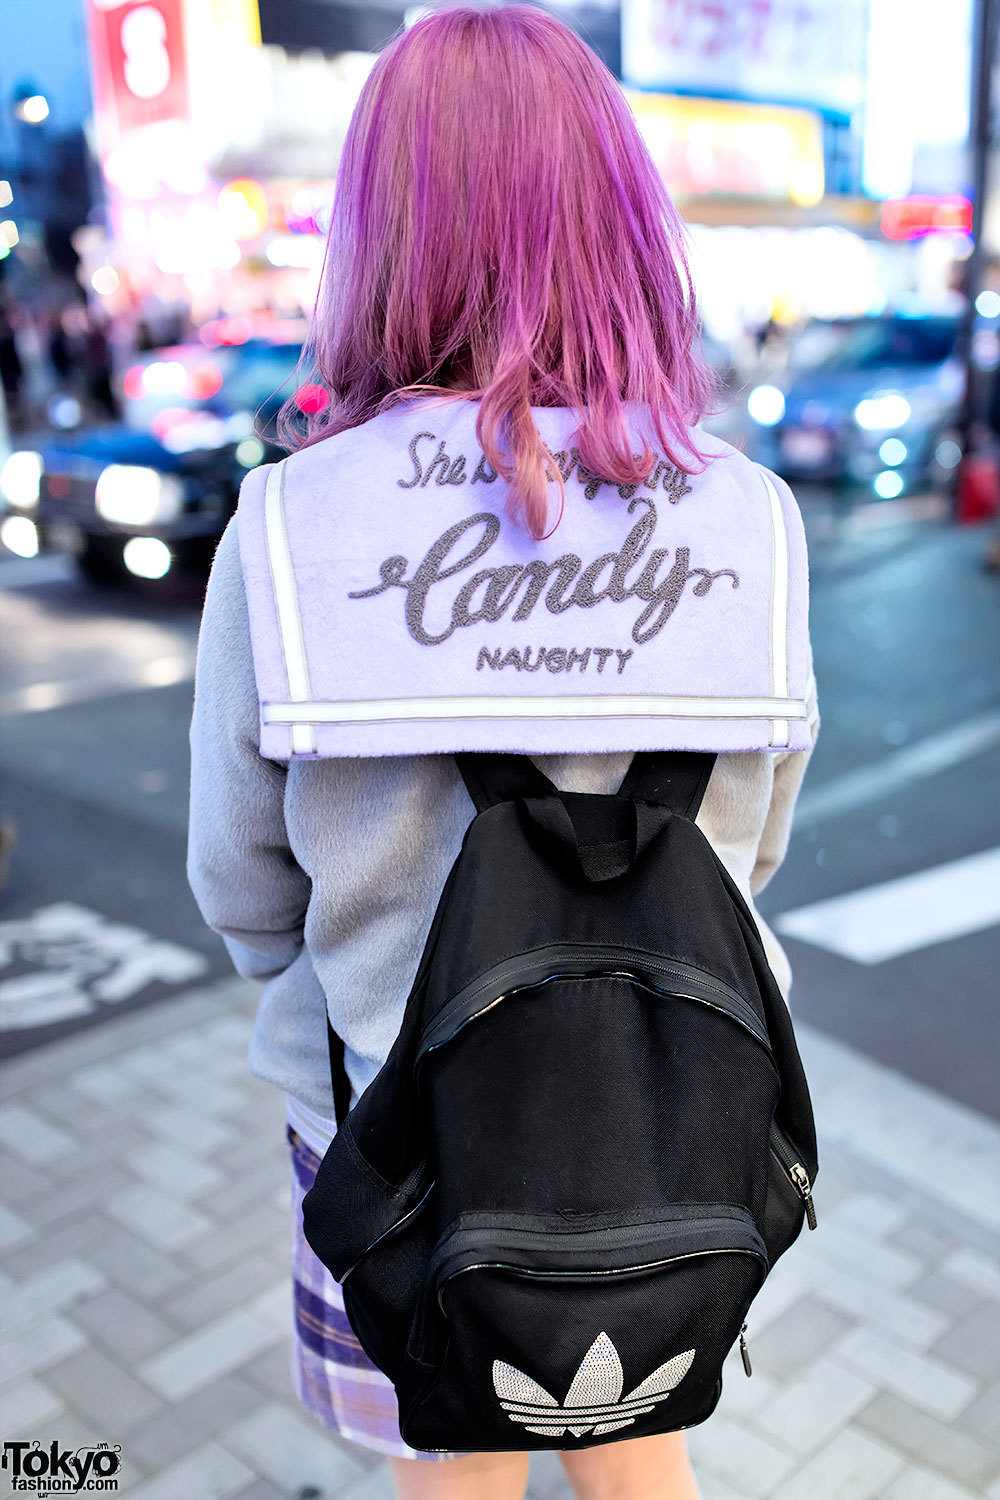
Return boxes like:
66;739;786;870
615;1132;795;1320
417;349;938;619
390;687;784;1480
518;793;667;883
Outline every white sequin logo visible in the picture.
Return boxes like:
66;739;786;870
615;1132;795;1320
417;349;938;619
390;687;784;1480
492;1331;696;1437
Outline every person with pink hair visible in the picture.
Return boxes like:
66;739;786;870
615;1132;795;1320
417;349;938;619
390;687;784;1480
279;3;717;527
188;6;820;1497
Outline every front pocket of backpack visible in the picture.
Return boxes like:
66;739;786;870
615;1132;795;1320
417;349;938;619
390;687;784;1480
401;1206;767;1451
416;953;780;1229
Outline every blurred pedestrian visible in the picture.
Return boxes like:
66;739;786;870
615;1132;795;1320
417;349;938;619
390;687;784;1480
134;318;157;353
187;9;819;1499
0;305;24;426
0;815;16;890
982;361;1000;569
48;308;77;383
82;313;118;418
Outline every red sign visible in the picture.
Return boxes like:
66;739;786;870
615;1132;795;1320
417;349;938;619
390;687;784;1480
880;196;974;241
86;0;189;146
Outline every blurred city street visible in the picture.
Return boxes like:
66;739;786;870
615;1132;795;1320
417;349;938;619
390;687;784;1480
2;490;1000;1498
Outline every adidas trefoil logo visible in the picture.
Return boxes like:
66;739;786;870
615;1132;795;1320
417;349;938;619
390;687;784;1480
492;1331;696;1437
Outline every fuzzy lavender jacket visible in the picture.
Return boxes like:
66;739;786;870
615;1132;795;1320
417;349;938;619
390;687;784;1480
186;515;820;1122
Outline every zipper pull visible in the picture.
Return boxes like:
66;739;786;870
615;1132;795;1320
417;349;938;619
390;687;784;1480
790;1163;818;1230
739;1322;752;1377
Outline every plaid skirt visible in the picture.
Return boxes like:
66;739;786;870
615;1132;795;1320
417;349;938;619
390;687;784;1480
287;1121;464;1461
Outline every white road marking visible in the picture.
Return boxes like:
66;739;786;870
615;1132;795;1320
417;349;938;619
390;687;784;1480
843;491;950;532
0;656;193;716
0;902;209;1029
775;846;1000;964
0;971;93;1029
0;657;193;714
793;711;1000;828
0;553;77;588
0;583;197;716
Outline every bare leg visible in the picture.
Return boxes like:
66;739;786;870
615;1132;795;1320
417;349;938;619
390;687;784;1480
388;1451;530;1499
558;1431;701;1500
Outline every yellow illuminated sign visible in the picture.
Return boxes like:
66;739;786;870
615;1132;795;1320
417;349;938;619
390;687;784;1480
208;0;261;48
624;90;825;206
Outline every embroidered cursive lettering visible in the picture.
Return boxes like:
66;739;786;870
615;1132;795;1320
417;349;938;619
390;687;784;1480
399;433;692;503
350;502;739;646
397;432;436;489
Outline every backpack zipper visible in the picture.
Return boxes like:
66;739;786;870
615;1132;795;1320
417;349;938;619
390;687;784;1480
340;1178;436;1283
437;1242;765;1311
429;1206;766;1292
417;945;772;1063
413;1209;768;1367
434;1243;767;1312
769;1122;817;1229
341;1122;815;1284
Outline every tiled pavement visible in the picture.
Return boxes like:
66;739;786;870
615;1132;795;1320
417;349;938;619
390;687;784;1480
2;977;1000;1500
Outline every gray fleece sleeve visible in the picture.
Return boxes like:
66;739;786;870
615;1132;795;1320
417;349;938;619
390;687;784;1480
186;514;312;979
748;644;821;898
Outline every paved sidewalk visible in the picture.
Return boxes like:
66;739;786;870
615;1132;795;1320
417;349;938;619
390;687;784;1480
2;977;999;1500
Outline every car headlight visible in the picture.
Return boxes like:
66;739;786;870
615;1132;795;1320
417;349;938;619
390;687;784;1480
1;450;42;509
1;515;39;556
854;393;912;430
94;465;183;527
747;385;785;426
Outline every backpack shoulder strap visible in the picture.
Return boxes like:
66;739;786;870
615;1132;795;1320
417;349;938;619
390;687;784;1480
455;752;558;813
457;749;716;821
616;750;717;820
327;1017;353;1128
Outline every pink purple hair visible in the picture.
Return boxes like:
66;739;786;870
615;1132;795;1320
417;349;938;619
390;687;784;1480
280;3;716;539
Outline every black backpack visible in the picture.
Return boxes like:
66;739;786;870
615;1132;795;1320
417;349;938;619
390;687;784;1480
301;750;818;1453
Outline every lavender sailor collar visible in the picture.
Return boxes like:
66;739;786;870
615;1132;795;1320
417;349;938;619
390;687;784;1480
237;401;813;759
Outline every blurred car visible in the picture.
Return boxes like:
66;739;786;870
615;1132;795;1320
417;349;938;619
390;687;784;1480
746;313;964;498
0;328;305;583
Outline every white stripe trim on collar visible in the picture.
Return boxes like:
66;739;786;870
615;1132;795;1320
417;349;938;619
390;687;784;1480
263;459;316;755
760;468;790;748
262;694;809;727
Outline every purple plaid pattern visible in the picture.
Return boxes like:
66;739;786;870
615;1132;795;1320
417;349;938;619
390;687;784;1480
287;1122;463;1462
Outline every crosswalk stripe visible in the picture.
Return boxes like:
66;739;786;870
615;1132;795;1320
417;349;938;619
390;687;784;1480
793;712;1000;828
774;846;1000;964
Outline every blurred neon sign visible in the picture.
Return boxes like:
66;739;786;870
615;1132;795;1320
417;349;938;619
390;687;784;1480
87;0;190;143
880;196;974;240
218;178;269;240
622;0;867;119
625;91;824;204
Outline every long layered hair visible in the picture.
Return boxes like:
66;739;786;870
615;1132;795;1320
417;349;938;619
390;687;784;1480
280;3;716;538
